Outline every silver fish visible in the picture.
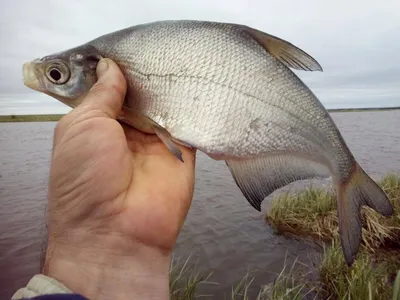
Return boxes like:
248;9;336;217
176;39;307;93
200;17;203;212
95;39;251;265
22;20;393;265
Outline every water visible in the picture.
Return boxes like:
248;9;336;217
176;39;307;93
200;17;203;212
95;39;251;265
1;110;399;299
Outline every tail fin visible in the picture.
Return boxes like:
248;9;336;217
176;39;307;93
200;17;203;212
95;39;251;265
337;163;393;266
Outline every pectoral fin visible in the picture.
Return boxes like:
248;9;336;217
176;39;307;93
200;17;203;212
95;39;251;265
117;105;185;162
243;26;323;72
171;138;193;149
226;153;330;211
118;105;156;134
154;126;184;163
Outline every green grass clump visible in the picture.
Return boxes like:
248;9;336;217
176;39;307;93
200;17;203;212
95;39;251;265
266;186;337;242
169;256;315;300
266;174;400;253
260;259;317;300
393;270;400;300
263;173;400;300
169;255;213;300
167;249;400;300
318;241;398;300
226;262;310;300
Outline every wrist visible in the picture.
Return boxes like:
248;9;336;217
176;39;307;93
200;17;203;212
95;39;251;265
43;233;171;300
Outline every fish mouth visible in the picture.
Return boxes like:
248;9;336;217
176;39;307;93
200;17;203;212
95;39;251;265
22;61;42;92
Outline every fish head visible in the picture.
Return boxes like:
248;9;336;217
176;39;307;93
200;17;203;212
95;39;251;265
22;45;102;108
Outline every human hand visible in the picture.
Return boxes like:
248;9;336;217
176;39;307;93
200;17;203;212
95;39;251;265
43;58;196;300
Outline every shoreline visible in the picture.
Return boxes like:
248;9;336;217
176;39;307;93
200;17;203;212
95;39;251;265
1;106;399;123
0;114;65;122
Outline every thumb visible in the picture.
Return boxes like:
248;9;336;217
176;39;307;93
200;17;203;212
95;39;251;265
82;58;127;119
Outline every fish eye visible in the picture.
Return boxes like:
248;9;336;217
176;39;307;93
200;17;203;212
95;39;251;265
45;62;70;84
49;69;61;81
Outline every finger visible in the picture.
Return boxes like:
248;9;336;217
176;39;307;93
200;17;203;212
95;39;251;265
81;58;127;119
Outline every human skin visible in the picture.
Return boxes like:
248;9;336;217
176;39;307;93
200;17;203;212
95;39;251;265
42;58;196;300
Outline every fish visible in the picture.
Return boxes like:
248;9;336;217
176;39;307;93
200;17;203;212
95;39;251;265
22;20;393;266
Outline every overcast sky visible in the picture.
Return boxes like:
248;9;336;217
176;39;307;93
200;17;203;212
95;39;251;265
1;0;399;115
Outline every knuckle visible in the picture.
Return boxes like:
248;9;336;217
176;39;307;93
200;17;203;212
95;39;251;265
54;114;71;137
89;81;109;97
108;82;126;100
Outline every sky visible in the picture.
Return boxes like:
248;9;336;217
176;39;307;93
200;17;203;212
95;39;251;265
1;0;399;115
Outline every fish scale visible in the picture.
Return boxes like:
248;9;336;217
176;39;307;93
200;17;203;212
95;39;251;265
22;19;393;266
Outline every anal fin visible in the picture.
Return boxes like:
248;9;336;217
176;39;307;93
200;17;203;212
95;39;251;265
117;105;185;163
226;154;330;211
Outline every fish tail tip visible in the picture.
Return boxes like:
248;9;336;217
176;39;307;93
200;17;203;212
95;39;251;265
336;162;393;264
338;219;362;267
340;232;360;267
247;201;261;211
252;203;261;212
345;256;355;267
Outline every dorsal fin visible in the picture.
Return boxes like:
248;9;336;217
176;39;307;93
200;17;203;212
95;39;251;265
242;26;323;72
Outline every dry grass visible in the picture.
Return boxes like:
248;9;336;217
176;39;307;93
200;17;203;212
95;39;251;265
263;173;400;299
169;256;315;300
169;174;400;299
167;174;400;300
168;253;400;300
265;174;400;253
318;241;398;300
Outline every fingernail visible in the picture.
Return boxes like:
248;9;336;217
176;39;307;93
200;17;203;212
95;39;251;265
97;59;109;77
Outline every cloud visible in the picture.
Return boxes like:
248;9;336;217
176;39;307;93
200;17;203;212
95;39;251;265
1;0;399;114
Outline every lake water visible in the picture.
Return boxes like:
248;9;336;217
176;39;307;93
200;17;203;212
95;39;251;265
1;110;399;299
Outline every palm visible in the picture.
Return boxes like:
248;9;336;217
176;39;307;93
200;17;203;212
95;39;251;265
49;113;196;252
120;120;196;250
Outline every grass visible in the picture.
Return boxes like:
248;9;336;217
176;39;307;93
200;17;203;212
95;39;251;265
224;258;310;300
169;246;400;300
169;253;400;299
265;174;400;253
169;255;213;300
169;256;316;300
258;258;318;300
169;174;400;299
318;241;398;300
0;114;64;122
264;173;400;299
